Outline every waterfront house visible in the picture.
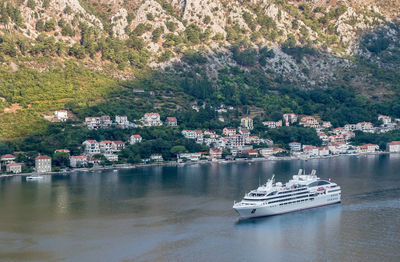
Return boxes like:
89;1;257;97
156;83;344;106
130;134;142;144
246;149;259;157
150;154;163;162
289;142;301;152
6;162;22;174
82;140;101;156
178;153;202;161
104;154;118;162
209;148;222;159
142;113;162;126
165;117;178;126
387;141;400;152
241;117;254;130
88;157;101;165
54;110;68;122
328;142;349;155
1;154;16;164
303;146;319;156
273;148;286;155
35;155;51;173
70;155;88;168
259;148;274;157
358;144;379;153
222;127;236;136
283;113;297;126
318;147;330;156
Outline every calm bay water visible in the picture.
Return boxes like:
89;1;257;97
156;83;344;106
1;154;400;261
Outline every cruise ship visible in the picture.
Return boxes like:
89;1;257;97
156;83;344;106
233;169;341;219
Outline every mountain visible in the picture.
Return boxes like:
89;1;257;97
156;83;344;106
0;0;399;139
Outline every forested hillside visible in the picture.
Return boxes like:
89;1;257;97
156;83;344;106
0;0;399;140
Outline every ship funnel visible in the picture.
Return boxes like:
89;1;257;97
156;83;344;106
298;169;303;175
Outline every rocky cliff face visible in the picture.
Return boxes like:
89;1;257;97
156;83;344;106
0;0;399;94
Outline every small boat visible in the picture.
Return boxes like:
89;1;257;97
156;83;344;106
26;175;44;180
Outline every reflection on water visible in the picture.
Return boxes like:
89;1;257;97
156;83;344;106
1;154;400;261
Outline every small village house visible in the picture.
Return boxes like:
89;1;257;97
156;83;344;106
165;117;178;126
54;110;68;122
209;148;222;159
6;162;22;174
387;141;400;152
222;127;236;136
1;154;16;164
130;135;142;144
35;155;52;173
240;117;254;130
70;155;88;168
142;113;162;126
283;113;297;126
289;142;301;152
82;140;101;156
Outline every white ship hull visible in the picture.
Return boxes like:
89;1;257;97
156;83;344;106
234;192;341;219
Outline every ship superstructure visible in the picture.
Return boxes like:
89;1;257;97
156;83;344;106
233;169;341;218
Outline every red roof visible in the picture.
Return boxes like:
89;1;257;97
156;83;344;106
1;154;15;159
55;149;70;152
100;140;113;144
113;140;125;145
247;149;258;154
304;146;318;150
145;113;160;117
210;148;222;153
35;155;51;160
85;140;98;143
132;134;142;138
166;117;177;121
7;162;21;167
289;142;300;145
388;141;400;145
71;155;87;159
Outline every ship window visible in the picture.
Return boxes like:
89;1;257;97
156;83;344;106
317;181;330;186
267;191;277;196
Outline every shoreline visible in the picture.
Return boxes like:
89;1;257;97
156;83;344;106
0;151;393;179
